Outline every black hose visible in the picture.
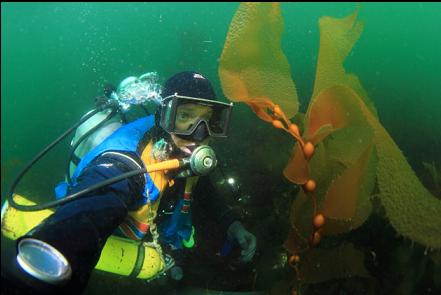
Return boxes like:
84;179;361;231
7;104;115;211
8;167;148;212
9;146;223;212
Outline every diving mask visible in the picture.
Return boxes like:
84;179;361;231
159;94;233;138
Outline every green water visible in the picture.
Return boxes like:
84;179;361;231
2;2;440;294
2;2;441;197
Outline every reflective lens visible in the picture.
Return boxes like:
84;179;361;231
17;238;72;285
160;95;232;137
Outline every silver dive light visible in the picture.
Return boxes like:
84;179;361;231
16;238;72;285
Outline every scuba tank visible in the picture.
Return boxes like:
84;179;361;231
67;72;162;183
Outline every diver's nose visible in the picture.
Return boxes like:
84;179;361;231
191;121;210;142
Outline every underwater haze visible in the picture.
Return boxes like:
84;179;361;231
2;2;441;199
1;2;441;295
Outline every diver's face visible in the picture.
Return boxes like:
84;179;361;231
175;103;213;131
171;103;212;155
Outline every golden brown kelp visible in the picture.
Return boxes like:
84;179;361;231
286;85;377;242
219;1;441;286
219;2;299;121
294;243;370;284
311;6;377;117
297;6;441;248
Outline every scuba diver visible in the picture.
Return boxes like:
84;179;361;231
3;71;256;294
